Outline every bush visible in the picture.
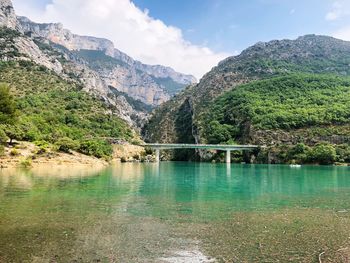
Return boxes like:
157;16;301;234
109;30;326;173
9;149;20;156
55;137;79;153
144;147;153;155
19;157;32;168
287;143;311;164
5;124;24;144
131;139;142;145
310;143;337;165
205;120;237;144
0;83;17;124
0;145;4;156
79;139;113;159
0;127;8;145
335;144;350;163
34;140;50;148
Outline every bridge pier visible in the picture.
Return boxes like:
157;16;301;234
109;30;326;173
226;150;231;164
155;149;160;162
144;143;258;163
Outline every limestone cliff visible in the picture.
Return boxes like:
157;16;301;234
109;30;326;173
18;16;196;106
0;0;19;30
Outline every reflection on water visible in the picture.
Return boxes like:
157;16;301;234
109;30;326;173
1;163;350;215
0;163;350;262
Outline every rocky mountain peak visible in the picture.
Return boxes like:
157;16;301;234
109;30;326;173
18;16;116;56
0;0;20;30
17;16;196;105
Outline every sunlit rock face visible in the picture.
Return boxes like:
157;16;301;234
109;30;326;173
0;0;197;129
0;0;19;30
18;16;196;106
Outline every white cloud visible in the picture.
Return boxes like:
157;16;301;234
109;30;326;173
326;1;350;41
12;0;230;79
333;26;350;40
326;1;350;21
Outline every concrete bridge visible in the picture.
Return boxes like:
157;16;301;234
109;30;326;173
142;143;259;163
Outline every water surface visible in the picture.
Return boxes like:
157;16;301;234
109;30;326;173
0;163;350;262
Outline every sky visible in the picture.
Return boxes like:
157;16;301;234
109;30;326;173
11;0;350;79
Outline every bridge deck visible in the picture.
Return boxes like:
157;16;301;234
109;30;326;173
143;143;259;151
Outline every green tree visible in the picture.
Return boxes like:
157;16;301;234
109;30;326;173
335;144;350;163
79;139;113;159
55;137;79;153
310;143;337;165
0;126;7;156
0;126;8;145
5;124;24;144
287;143;311;163
0;83;17;124
206;121;236;144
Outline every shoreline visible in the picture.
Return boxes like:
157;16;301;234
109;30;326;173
0;141;108;169
0;141;149;170
1;141;349;170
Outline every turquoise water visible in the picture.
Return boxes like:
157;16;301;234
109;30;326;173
0;163;350;261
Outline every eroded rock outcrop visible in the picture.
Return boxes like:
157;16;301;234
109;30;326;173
18;16;196;106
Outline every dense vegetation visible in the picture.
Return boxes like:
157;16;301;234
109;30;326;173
0;84;17;124
144;35;350;164
202;74;350;164
0;27;22;59
0;61;134;159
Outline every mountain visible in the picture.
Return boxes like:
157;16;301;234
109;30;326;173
0;0;18;30
0;0;148;159
0;0;197;129
18;16;196;106
143;35;350;163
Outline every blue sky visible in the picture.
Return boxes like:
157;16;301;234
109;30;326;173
132;0;345;52
12;0;350;78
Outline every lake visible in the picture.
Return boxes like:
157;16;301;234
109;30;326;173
0;163;350;262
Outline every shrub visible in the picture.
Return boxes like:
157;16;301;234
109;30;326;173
19;157;32;168
310;143;337;165
287;143;311;164
36;147;47;155
55;137;79;153
0;83;17;124
78;139;113;159
145;147;153;155
9;149;20;156
34;140;50;148
5;124;24;144
335;144;350;163
0;127;8;145
131;139;142;145
0;145;4;156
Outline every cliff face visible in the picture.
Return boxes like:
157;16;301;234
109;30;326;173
18;17;116;55
0;0;18;30
18;16;196;106
0;0;197;128
0;1;149;128
0;2;62;72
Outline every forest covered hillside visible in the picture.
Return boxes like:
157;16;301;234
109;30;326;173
0;60;137;159
144;35;350;164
